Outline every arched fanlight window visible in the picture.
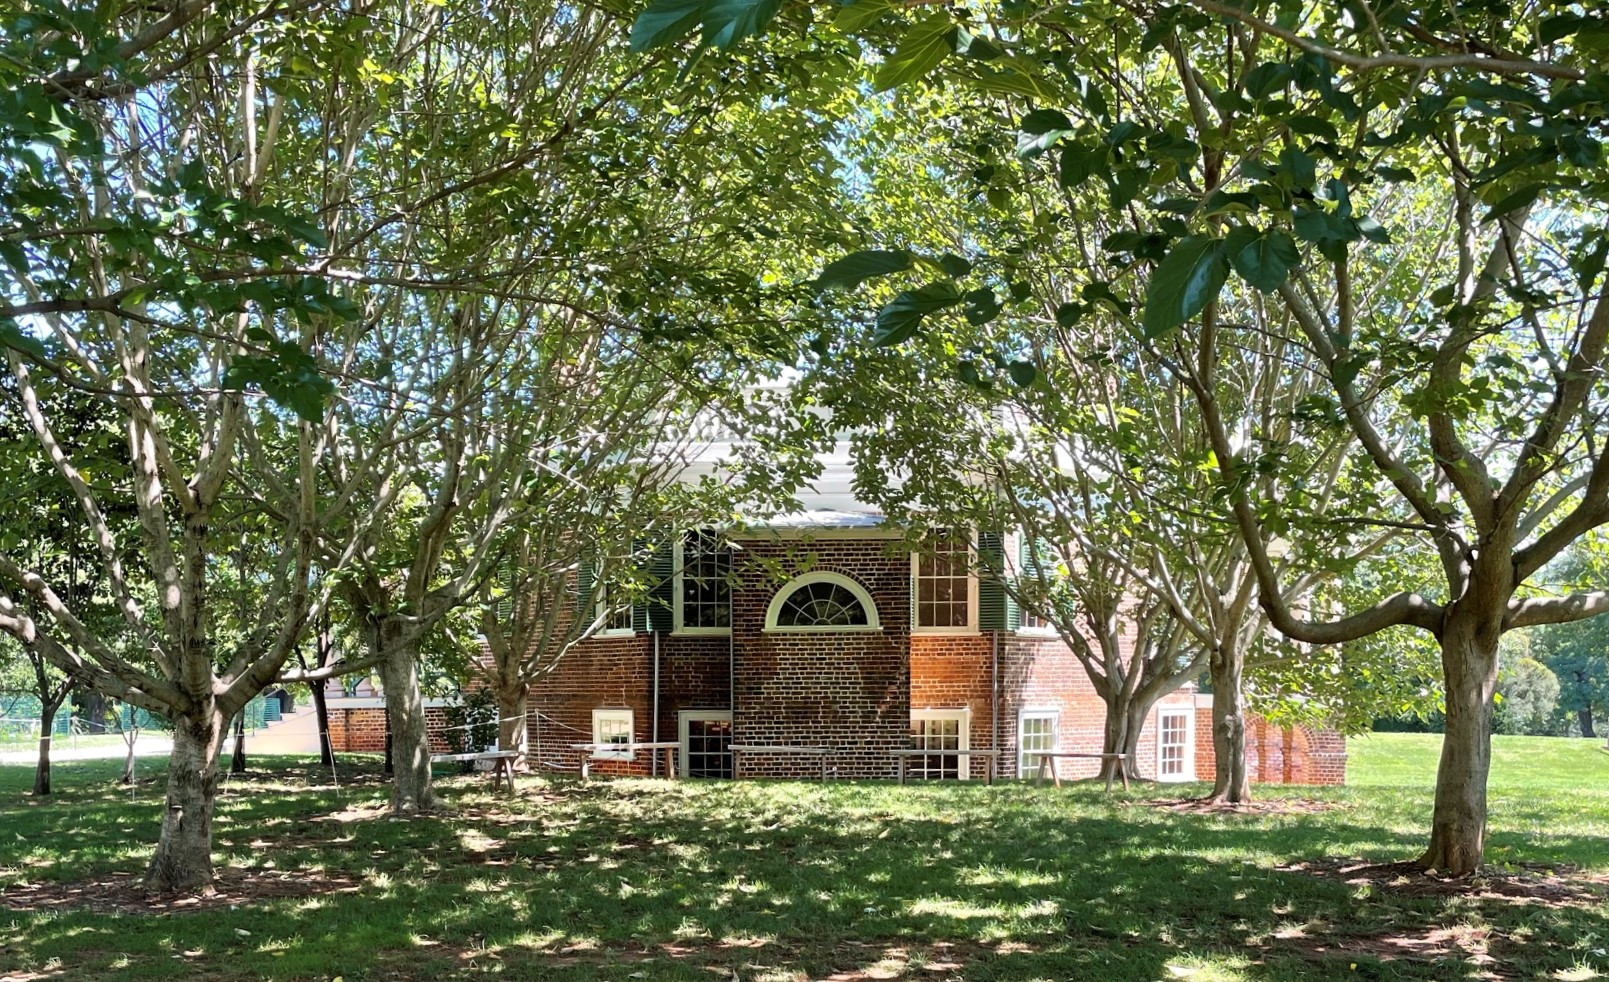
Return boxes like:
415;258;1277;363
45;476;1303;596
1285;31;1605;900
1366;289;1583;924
764;572;881;632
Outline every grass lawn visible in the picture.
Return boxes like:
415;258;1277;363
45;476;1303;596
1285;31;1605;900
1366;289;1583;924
2;736;1608;981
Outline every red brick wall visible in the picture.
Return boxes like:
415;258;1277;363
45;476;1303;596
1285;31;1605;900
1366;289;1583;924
1192;702;1347;786
731;541;910;779
326;707;453;754
909;635;994;779
527;633;655;777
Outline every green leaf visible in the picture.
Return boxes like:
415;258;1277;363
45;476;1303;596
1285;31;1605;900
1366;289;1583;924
1018;108;1073;158
873;15;954;92
630;0;706;50
833;0;893;33
1007;360;1037;387
1482;183;1545;223
814;249;912;292
937;253;972;278
1226;228;1300;292
0;321;48;361
952;27;1002;61
628;0;780;51
963;287;1001;325
699;0;783;48
873;281;960;346
1058;143;1106;189
1142;235;1229;338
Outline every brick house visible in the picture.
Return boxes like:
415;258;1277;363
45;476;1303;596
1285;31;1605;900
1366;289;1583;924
309;437;1345;786
525;513;1345;785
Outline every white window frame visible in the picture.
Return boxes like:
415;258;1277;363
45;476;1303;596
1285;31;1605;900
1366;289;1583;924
1156;708;1195;782
910;529;979;636
909;707;972;781
596;580;635;638
763;571;881;633
1017;708;1060;777
591;708;635;760
1009;530;1061;637
673;531;731;637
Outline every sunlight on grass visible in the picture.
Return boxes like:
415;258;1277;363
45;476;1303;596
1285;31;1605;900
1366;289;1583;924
1;747;1607;979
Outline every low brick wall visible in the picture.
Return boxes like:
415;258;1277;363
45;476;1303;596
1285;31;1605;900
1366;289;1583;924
326;706;454;755
1192;705;1346;786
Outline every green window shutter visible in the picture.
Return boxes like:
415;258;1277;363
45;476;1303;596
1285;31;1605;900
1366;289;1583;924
495;559;513;622
630;538;650;633
978;530;1007;630
644;537;676;632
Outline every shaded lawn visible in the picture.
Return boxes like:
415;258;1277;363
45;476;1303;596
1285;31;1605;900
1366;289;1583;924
0;739;1606;981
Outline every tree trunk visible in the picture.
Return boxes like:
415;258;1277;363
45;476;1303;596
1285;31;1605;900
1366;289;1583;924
1098;694;1131;782
1120;697;1154;780
496;684;529;771
377;623;433;814
144;708;228;894
311;681;334;767
230;712;246;774
1419;621;1500;876
78;689;109;734
1207;649;1249;804
1581;704;1595;740
122;727;139;784
1098;690;1158;781
34;702;57;796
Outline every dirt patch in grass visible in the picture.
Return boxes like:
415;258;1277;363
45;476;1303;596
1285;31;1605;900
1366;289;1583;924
0;867;362;915
1269;923;1502;977
365;937;1029;980
1146;797;1342;816
1278;857;1609;907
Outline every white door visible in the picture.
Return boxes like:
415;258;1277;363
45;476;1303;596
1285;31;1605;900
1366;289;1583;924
678;710;732;779
1157;710;1194;781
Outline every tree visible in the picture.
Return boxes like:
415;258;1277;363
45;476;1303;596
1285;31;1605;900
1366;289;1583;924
1540;616;1609;739
633;0;1609;875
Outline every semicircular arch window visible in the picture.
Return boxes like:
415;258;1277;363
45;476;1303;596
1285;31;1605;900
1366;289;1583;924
774;581;872;628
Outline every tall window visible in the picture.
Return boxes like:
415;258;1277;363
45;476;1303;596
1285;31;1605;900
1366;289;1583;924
592;708;634;760
913;529;975;632
909;710;970;780
677;530;730;632
597;583;633;636
1018;711;1058;777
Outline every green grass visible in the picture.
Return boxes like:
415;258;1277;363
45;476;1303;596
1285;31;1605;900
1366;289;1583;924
1350;731;1609;792
2;737;1608;980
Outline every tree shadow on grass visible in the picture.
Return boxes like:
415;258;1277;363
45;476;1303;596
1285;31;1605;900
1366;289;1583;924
3;766;1608;980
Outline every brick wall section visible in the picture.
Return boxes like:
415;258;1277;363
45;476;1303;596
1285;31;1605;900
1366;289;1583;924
1192;703;1347;786
731;541;909;779
527;633;654;777
326;707;453;754
656;635;731;765
909;635;994;780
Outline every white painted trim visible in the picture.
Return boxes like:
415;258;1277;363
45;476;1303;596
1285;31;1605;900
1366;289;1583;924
591;708;636;761
1016;707;1060;778
910;706;972;781
678;709;732;778
910;529;980;635
1156;707;1195;782
763;571;881;632
673;533;731;637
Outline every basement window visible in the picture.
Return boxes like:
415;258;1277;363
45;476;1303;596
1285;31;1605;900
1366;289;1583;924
592;708;634;760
